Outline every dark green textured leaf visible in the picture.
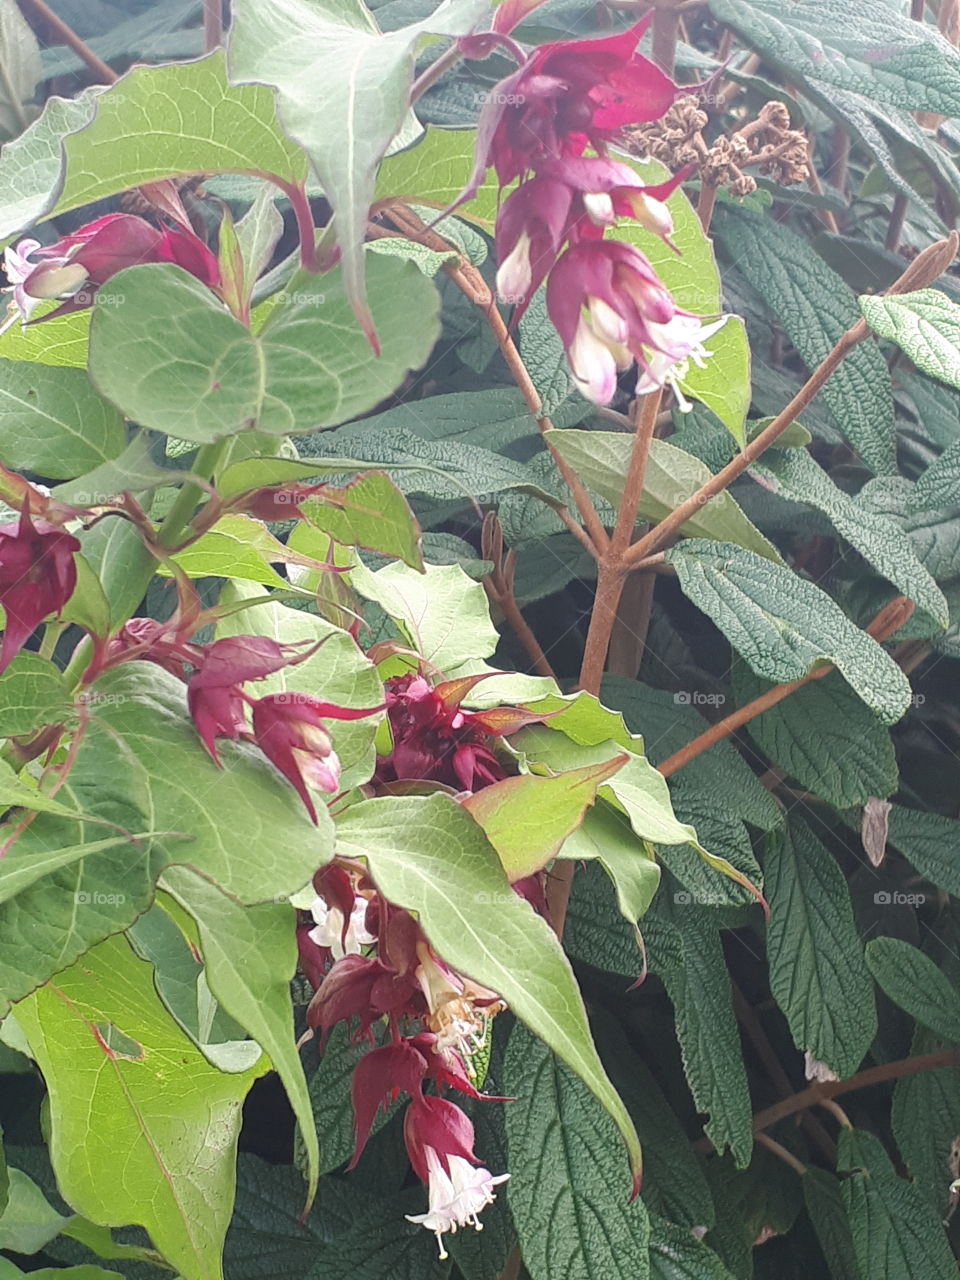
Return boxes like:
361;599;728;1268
838;1127;955;1279
765;822;876;1078
709;0;960;118
886;804;960;896
860;289;960;390
713;206;894;474
649;1214;739;1280
912;440;960;512
644;897;754;1166
315;1188;453;1280
666;540;911;723
224;1154;358;1280
504;1024;650;1280
865;937;960;1042
734;667;898;809
306;1022;392;1177
891;1026;960;1217
0;361;125;479
802;1168;861;1280
751;448;947;627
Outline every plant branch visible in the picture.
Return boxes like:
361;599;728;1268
623;228;959;571
755;1132;808;1177
482;513;557;680
658;596;915;777
651;3;680;75
203;0;223;51
20;0;116;82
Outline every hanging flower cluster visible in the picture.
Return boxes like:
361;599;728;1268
298;671;552;1252
99;625;380;821
467;15;725;403
1;210;220;333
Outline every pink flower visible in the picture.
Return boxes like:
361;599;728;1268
2;213;220;328
0;509;79;673
252;692;382;821
186;636;303;764
403;1096;509;1258
376;673;544;793
469;16;683;193
546;239;725;403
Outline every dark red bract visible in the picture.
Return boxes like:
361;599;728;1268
0;509;79;673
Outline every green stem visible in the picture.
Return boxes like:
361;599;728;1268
63;439;230;689
156;439;230;549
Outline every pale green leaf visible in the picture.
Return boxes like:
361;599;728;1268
548;430;782;562
0;360;125;479
676;316;750;448
226;0;487;335
14;934;266;1280
334;793;642;1179
88;258;440;443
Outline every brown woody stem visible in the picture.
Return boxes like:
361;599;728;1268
658;596;914;777
22;0;116;81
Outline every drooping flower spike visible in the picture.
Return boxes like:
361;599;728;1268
2;212;220;332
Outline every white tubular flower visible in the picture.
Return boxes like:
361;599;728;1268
405;1148;510;1259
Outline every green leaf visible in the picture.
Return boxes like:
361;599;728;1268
0;1168;66;1254
557;803;662;930
0;654;72;738
169;526;290;590
666;540;912;723
734;667;898;809
709;0;960;117
765;822;876;1078
838;1127;956;1279
14;934;266;1280
0;308;90;368
215;581;383;790
802;1168;861;1280
885;804;960;896
298;472;423;570
600;675;782;834
376;127;498;229
891;1025;960;1218
912;440;960;513
564;859;650;979
643;899;754;1166
159;867;319;1209
226;0;487;337
367;234;458;277
223;1153;360;1275
860;289;960;391
648;1213;739;1280
0;832;163;905
0;52;306;241
865;937;960;1042
751;448;948;628
126;902;255;1066
0;0;41;142
53;431;184;508
548;430;781;561
462;758;626;881
0;663;332;1016
352;560;499;672
513;723;701;852
334;793;643;1180
591;1010;715;1232
675;316;750;449
88;257;439;444
504;1023;650;1280
0;360;125;479
713;205;895;474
